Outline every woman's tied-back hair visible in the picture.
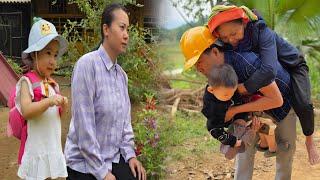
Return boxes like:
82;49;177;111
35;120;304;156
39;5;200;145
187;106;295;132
208;64;238;88
92;3;128;51
100;3;128;39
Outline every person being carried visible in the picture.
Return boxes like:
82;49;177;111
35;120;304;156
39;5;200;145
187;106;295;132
202;63;256;160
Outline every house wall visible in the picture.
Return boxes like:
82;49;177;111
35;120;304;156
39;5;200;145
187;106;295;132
0;3;31;58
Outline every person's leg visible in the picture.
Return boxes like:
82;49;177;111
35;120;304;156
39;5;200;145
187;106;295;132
233;119;256;146
274;110;297;180
265;134;277;153
234;135;259;180
258;133;268;148
288;54;319;164
289;54;313;136
112;155;137;180
67;167;97;180
305;135;320;165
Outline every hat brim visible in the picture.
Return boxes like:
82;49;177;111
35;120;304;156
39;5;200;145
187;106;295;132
184;53;201;71
22;34;68;62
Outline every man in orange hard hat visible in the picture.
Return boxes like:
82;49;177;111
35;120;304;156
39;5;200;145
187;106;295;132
180;26;297;180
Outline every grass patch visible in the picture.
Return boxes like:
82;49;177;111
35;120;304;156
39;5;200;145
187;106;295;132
158;41;207;89
159;111;219;162
158;41;184;71
169;70;207;89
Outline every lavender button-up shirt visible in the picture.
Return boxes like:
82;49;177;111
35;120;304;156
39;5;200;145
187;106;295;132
64;45;136;180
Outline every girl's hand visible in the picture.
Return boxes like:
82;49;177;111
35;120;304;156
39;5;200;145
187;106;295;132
251;116;262;132
62;97;68;106
49;94;65;106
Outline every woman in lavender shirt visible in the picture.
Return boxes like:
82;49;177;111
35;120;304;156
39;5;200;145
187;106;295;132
64;3;146;180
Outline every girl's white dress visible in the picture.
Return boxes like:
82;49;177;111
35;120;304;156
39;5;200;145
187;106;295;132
16;77;68;180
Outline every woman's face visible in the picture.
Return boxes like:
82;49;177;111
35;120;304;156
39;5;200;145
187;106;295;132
33;40;59;78
216;21;245;47
103;9;129;56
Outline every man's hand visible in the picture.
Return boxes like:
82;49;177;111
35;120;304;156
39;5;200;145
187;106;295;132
104;172;116;180
225;106;238;122
129;157;146;180
237;83;249;95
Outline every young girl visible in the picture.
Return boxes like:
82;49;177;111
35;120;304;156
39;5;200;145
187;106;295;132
16;17;68;179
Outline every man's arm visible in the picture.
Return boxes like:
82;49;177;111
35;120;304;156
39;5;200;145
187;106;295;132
227;81;283;120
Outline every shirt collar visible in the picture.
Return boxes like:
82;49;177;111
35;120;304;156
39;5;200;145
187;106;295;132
224;50;234;64
98;44;117;71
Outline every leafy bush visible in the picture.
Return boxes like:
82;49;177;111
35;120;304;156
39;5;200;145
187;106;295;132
134;93;165;178
7;58;22;75
59;0;160;103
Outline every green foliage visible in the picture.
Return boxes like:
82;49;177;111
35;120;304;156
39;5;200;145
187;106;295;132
162;111;219;162
118;26;160;103
170;0;220;25
134;95;219;177
58;0;159;103
7;58;22;75
134;94;165;178
158;41;206;89
302;39;320;99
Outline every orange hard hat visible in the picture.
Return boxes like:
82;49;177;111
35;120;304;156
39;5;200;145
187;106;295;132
180;26;217;70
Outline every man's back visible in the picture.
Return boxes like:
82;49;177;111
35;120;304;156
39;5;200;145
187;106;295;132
224;50;291;122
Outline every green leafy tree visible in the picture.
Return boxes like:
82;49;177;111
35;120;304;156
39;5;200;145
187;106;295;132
169;0;222;26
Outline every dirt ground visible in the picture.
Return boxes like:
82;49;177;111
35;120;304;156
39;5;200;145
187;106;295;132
165;132;320;180
1;76;320;179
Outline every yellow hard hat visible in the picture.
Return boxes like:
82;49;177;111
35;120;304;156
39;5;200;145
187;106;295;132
180;26;217;70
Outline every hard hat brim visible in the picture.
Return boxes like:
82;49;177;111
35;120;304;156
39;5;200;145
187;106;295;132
184;53;201;71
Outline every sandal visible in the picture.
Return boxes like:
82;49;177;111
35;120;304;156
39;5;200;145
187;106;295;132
255;144;269;152
264;150;277;158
